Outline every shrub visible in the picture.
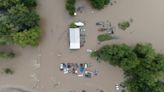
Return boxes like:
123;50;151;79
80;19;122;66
97;34;112;42
90;0;110;10
0;36;13;45
65;0;76;16
118;21;130;30
104;0;110;5
69;22;78;28
0;51;15;59
4;68;14;74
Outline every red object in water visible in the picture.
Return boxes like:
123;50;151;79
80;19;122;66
98;28;105;32
72;90;76;92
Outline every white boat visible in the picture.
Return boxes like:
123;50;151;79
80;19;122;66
74;22;84;27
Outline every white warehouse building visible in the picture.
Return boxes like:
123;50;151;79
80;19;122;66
69;28;80;49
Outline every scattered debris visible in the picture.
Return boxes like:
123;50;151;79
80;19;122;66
86;49;93;53
59;63;97;78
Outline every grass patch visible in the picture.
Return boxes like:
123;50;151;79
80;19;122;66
97;34;112;42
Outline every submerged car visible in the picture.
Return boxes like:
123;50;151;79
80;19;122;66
84;71;92;78
115;83;120;91
59;63;66;71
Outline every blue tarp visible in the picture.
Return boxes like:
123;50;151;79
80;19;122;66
79;67;84;73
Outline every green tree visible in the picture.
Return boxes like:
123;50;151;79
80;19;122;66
12;27;40;47
90;0;110;10
20;0;37;7
152;82;164;92
0;21;10;35
0;0;40;47
92;43;164;92
0;14;14;44
0;0;20;8
118;21;130;30
104;0;110;5
134;43;155;60
8;4;39;30
65;0;76;16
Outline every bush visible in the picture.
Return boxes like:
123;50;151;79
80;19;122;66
0;51;15;59
4;68;14;74
97;34;112;42
118;21;130;30
0;36;13;45
90;0;110;10
104;0;110;5
65;0;76;16
69;22;78;28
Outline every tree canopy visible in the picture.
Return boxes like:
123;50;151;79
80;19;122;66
12;27;40;47
92;43;164;92
65;0;76;16
0;0;40;47
8;4;39;30
90;0;110;9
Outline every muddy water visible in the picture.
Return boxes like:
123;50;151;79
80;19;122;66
0;0;164;92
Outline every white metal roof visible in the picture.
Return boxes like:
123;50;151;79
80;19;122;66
69;28;80;49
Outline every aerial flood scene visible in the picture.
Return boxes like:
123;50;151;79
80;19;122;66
0;0;164;92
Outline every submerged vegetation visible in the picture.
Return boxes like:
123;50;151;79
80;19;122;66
69;22;78;28
0;51;15;59
118;21;130;30
97;33;112;42
0;0;40;47
65;0;110;16
4;68;14;74
92;43;164;92
90;0;110;9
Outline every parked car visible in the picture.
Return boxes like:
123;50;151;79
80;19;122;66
84;63;88;68
96;22;104;25
115;83;120;91
64;68;69;74
84;71;92;78
59;63;66;71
